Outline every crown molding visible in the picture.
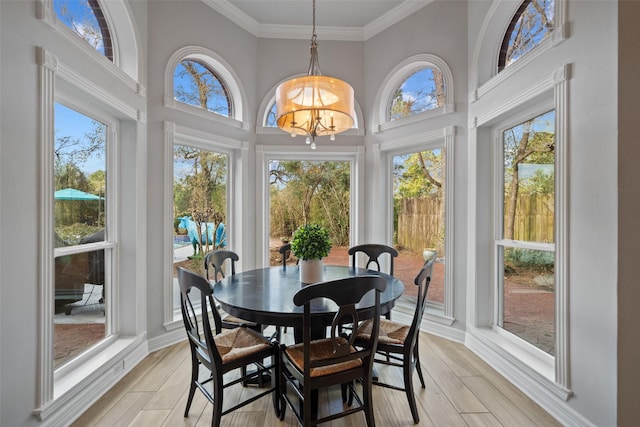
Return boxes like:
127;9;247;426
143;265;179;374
203;0;433;41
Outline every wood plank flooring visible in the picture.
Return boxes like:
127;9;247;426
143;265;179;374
71;330;561;426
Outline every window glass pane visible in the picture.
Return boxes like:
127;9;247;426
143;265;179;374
54;248;105;368
388;67;445;121
54;103;106;243
393;149;445;305
174;60;231;117
172;145;228;314
499;0;554;70
502;110;555;242
266;103;278;127
54;103;107;369
500;247;555;355
268;160;350;266
53;0;112;60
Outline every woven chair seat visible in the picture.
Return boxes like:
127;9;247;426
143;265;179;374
214;327;271;363
222;313;258;327
356;318;409;345
285;337;362;378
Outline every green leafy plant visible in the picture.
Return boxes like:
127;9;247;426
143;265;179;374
290;224;332;261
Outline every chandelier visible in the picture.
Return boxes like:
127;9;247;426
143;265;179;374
275;0;355;149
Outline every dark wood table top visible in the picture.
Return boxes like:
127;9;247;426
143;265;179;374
213;265;404;328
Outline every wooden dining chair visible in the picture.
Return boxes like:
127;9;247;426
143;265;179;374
279;243;292;269
278;275;387;427
204;250;261;331
349;243;399;275
177;267;281;427
349;243;398;321
353;256;436;424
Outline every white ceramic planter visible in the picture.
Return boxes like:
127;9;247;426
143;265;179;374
423;249;437;261
299;259;324;284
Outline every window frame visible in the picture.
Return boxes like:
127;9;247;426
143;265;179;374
373;54;454;134
37;0;142;90
164;46;248;130
377;127;456;329
37;46;147;416
52;98;118;377
162;123;243;328
468;63;570;395
255;144;365;268
492;105;556;360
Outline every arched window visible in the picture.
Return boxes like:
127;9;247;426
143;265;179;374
374;54;453;133
53;0;113;60
165;47;246;126
498;0;554;72
174;60;232;117
388;67;445;121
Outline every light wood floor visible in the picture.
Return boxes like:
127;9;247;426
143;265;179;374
71;330;561;426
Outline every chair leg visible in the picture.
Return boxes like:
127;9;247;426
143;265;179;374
403;360;419;424
212;377;224;427
414;346;425;388
184;357;199;417
363;374;376;427
273;352;285;420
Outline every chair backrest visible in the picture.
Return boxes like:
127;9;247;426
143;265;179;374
406;257;436;348
348;244;399;275
177;267;223;368
293;276;387;377
279;243;292;268
204;250;239;282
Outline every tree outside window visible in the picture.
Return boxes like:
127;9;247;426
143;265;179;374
499;0;554;71
174;60;231;116
54;0;113;60
388;67;445;121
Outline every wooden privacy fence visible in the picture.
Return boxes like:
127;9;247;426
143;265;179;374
397;197;443;253
510;193;554;242
397;193;554;253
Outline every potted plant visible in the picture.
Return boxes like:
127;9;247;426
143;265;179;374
290;224;332;284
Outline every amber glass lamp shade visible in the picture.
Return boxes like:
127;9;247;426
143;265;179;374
275;75;355;138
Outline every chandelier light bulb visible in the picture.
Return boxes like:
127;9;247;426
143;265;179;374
306;136;311;144
311;142;317;150
330;134;335;141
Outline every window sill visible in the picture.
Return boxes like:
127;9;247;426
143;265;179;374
466;326;572;401
35;334;147;422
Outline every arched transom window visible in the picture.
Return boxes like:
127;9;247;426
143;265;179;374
498;0;554;72
174;60;232;117
54;0;113;60
388;67;446;122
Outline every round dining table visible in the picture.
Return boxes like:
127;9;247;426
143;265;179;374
213;264;404;337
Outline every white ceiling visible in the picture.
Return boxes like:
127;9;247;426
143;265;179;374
202;0;433;41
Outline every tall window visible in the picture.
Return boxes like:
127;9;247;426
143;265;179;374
53;103;111;369
53;0;113;60
496;110;555;354
388;67;445;121
174;60;232;117
269;160;351;266
498;0;554;71
393;148;446;306
172;144;228;316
